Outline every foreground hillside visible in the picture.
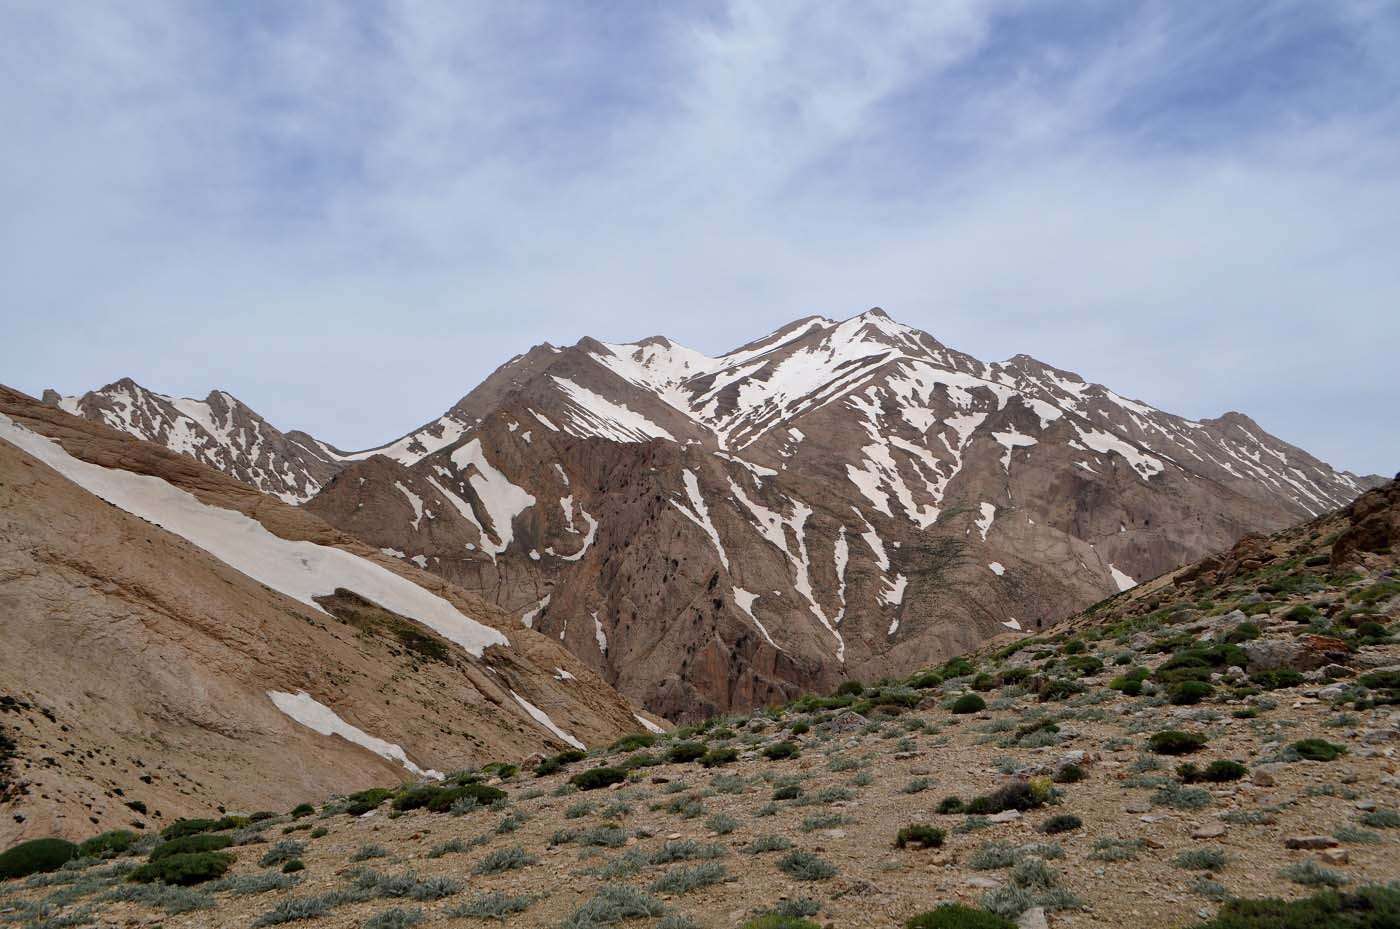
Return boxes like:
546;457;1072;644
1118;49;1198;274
2;477;1395;927
48;310;1385;720
0;388;660;849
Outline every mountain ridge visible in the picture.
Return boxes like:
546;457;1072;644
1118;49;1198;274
41;308;1388;720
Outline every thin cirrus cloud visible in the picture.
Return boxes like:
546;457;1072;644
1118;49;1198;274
0;1;1396;475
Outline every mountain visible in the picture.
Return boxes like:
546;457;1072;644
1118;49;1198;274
43;379;347;503
49;310;1384;721
0;386;662;847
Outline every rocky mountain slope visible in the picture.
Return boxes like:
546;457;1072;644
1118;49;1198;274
2;477;1394;929
49;310;1384;721
0;387;664;848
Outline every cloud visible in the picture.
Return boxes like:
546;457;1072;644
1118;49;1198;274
1;1;1396;474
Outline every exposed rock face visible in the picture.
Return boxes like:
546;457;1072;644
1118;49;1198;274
0;387;660;845
51;310;1386;720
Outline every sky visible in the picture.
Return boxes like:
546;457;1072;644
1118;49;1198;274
1;1;1397;476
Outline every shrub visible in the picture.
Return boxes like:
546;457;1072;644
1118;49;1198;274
160;819;222;840
364;907;423;929
707;813;739;835
905;904;1016;929
1359;810;1400;828
449;891;535;920
650;861;727;894
836;681;865;696
1169;680;1214;705
745;835;793;855
611;732;657;752
150;833;234;860
1250;669;1306;691
1281;860;1349;887
1148;730;1208;755
700;747;739;768
895;824;945;849
1152;782;1211;810
289;803;315;818
473;846;536;875
129;851;235;885
344;787;394;815
78;830;138;859
762;741;801;761
564;884;666;925
937;796;965;814
258;840;306;868
351;844;388;861
0;837;80;879
572;767;627;790
1174;848;1227;871
1291;739;1346;762
777;850;837;880
1040;814;1082;835
951;694;987;714
1178;760;1248;783
1052;763;1084;784
667;741;707;763
282;859;305;873
966;778;1052;814
1193;885;1400;929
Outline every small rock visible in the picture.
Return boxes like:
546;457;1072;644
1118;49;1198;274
1319;849;1350;866
965;875;1002;889
1284;835;1339;850
1125;799;1151;813
1017;907;1050;929
1192;821;1227;839
988;810;1023;823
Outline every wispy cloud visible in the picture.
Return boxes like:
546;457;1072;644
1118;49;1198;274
1;1;1396;473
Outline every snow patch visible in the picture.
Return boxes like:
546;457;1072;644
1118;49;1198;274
268;690;441;779
509;690;585;750
988;561;1005;576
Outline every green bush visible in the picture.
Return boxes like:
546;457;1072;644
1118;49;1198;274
1250;669;1306;691
161;818;221;840
0;837;79;879
777;850;837;881
289;803;315;818
894;824;945;849
762;741;801;761
611;733;657;752
742;916;821;929
700;747;739;768
1170;680;1214;705
1178;760;1248;783
951;693;987;714
966;778;1052;814
78;829;138;859
937;796;965;814
667;741;707;763
129;851;235;885
835;680;865;696
344;787;394;815
150;833;234;860
909;671;943;689
905;903;1016;929
1292;739;1346;762
1191;885;1400;929
425;784;506;812
1040;814;1082;834
1148;730;1208;755
572;767;627;791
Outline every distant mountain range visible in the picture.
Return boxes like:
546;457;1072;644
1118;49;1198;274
45;308;1384;719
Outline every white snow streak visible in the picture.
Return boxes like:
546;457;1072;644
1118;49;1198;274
268;690;441;779
509;691;586;750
